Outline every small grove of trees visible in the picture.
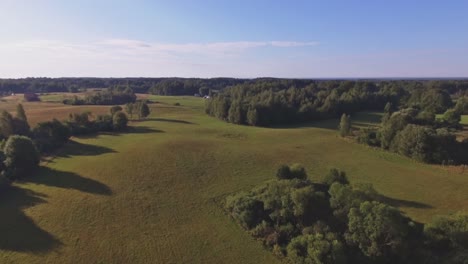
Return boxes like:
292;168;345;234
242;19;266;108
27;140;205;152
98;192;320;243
125;101;150;119
225;165;468;263
357;105;468;164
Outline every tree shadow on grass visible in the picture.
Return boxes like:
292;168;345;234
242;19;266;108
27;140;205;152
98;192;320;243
0;186;62;252
125;126;165;134
376;194;433;209
22;167;112;196
142;118;196;125
56;140;117;158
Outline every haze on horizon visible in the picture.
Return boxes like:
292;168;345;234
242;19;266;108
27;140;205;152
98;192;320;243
1;0;467;78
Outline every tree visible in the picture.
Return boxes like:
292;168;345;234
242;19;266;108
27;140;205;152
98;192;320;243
112;111;128;130
125;103;135;119
139;103;150;119
442;109;461;127
2;135;40;179
287;233;346;264
339;113;351;137
13;104;30;136
382;102;393;123
0;110;14;139
110;105;123;116
246;106;258;126
346;201;409;259
16;104;27;122
228;100;242;124
32;119;71;153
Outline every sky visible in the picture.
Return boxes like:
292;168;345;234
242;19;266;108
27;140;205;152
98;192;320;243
0;0;467;78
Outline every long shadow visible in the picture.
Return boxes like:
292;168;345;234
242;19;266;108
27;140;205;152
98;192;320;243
0;185;62;252
56;140;117;158
143;118;196;125
22;167;112;196
125;126;165;134
376;194;433;209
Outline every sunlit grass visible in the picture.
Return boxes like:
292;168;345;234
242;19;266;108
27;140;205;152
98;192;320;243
1;95;467;263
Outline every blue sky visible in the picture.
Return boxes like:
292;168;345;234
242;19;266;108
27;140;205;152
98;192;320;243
0;0;467;78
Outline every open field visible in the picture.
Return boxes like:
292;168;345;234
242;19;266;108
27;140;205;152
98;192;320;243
1;96;468;263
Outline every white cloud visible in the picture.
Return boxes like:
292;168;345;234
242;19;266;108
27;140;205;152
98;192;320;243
0;38;320;77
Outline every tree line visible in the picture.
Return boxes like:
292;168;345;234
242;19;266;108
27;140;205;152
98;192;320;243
0;77;246;96
226;164;468;263
63;86;137;105
205;79;468;127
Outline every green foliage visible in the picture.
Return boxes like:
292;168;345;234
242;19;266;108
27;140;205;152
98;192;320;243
339;114;351;137
276;164;307;180
0;110;14;139
140;103;150;119
346;201;410;259
125;103;135;118
424;213;468;251
2;135;39;179
454;96;468;114
287;232;346;264
228;100;243;124
357;127;380;146
390;124;434;163
379;110;414;149
323;168;349;186
113;111;128;130
225;192;264;229
246;106;258;126
32;119;71;153
63;88;136;105
110;105;123;116
442;109;461;127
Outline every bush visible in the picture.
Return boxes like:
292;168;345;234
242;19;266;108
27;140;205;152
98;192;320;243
323;168;349;186
276;164;307;180
2;135;40;179
113;111;128;130
287;232;347;264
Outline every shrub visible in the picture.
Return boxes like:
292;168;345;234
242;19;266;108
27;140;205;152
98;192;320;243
276;165;292;180
323;168;349;186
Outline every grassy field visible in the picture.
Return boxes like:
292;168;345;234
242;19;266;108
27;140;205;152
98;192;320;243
1;96;468;263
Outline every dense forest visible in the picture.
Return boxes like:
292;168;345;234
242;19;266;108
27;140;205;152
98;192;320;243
205;79;468;127
226;164;468;264
0;77;246;95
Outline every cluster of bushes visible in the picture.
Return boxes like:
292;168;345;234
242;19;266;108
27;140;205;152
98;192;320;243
0;104;129;183
226;164;468;263
206;79;463;127
63;87;136;105
357;102;468;164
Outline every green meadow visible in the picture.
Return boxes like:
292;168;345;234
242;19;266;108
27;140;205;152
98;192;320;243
1;96;468;263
